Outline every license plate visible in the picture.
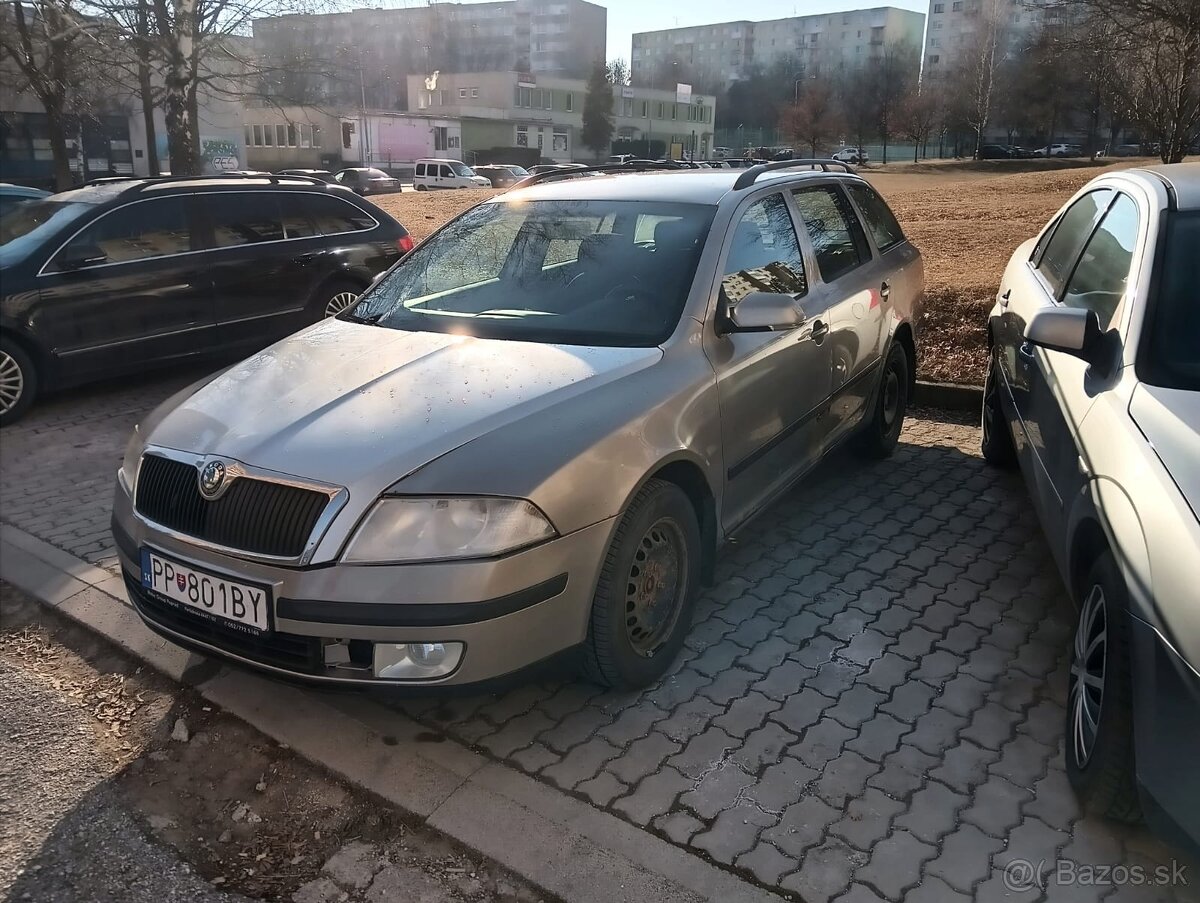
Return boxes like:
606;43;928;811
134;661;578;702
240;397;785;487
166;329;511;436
140;548;271;634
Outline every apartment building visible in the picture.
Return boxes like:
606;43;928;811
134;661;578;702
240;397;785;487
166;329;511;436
254;0;606;109
405;72;718;162
631;7;926;88
922;0;1059;74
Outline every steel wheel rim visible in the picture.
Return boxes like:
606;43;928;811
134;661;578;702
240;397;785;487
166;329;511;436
1069;584;1107;768
0;351;24;416
624;517;686;657
881;365;901;428
325;291;359;318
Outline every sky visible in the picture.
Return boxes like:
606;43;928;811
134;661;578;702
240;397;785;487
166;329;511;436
602;0;928;62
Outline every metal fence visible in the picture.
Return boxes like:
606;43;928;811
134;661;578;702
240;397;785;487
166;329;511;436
712;128;961;162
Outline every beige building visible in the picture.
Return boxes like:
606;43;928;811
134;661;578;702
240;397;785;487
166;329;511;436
922;0;1060;74
631;7;926;88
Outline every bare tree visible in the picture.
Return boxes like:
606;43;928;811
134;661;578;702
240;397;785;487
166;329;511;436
898;88;939;161
840;66;878;156
779;79;842;157
0;0;105;188
958;0;1005;159
606;57;629;86
875;43;917;163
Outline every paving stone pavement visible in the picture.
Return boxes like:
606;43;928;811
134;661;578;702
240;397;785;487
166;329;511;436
3;372;1197;903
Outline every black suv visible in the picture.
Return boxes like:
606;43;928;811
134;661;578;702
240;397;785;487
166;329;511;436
0;175;412;424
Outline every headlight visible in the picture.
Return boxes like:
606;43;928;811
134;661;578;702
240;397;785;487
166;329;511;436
118;426;143;495
343;497;556;563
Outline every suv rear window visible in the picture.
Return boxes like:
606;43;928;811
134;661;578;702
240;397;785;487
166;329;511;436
847;184;905;251
202;193;285;247
303;194;375;234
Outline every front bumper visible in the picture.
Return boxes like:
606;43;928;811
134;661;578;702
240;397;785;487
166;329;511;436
111;485;614;686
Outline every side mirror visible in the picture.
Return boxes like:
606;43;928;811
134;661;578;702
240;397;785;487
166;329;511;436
1023;307;1105;366
725;291;804;332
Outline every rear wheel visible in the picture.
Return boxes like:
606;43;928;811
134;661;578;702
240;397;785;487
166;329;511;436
1065;551;1142;823
981;345;1017;467
855;340;908;458
0;339;37;427
415;184;427;191
579;479;700;689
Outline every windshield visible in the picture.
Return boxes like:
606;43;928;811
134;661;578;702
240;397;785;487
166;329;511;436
449;162;475;177
0;200;94;267
1140;211;1199;392
346;199;714;347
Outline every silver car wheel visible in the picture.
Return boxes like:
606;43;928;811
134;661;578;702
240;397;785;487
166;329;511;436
625;517;686;657
1069;584;1107;769
0;350;24;416
325;291;359;318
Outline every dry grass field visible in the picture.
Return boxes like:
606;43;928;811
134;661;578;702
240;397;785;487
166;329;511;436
372;159;1154;385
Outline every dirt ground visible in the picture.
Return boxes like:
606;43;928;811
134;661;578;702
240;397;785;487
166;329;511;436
0;584;550;903
370;159;1160;386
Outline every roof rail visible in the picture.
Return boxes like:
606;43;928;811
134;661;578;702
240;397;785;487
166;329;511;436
733;158;856;190
120;172;329;193
512;160;681;190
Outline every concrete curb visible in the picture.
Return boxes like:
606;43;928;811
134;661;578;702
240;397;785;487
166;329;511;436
1;526;784;903
914;380;984;412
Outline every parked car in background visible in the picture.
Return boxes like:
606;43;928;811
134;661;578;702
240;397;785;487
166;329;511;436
712;146;732;159
1033;144;1082;158
472;164;531;188
979;144;1016;159
335;168;402;195
1113;145;1143;157
831;146;869;164
0;184;50;218
981;164;1199;854
111;159;922;691
277;169;336;182
608;154;637;164
412;159;491;190
527;163;587;175
0;174;411;424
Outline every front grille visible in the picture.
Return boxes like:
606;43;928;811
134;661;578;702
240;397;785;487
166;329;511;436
125;574;323;674
135;454;329;558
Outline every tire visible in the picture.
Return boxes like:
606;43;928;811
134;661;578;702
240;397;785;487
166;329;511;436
315;278;363;319
981;345;1017;467
579;479;701;689
1065;551;1142;824
415;184;427;191
0;338;37;427
855;340;909;459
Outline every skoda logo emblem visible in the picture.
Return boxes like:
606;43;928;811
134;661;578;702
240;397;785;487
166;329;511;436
198;460;227;499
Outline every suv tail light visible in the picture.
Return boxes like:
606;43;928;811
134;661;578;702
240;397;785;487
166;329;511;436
397;235;414;254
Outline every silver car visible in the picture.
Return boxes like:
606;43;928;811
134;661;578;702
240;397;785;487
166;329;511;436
982;164;1199;851
111;162;923;689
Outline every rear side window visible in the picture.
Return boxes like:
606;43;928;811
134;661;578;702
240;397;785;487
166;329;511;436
51;196;192;269
1034;189;1112;294
203;193;284;247
278;194;319;239
847;184;905;251
303;194;376;234
790;186;868;282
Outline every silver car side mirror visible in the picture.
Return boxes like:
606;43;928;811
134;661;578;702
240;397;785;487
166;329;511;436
726;291;804;332
1023;307;1104;365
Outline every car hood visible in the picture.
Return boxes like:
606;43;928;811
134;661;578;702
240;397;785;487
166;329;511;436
144;318;662;495
1130;382;1200;522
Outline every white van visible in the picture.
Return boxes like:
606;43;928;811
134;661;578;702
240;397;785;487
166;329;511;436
413;159;492;190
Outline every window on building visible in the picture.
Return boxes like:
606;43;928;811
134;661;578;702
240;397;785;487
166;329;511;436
244;126;252;147
516;125;529;147
312;125;321;148
933;2;944;10
471;87;479;97
264;125;274;146
299;124;312;148
552;127;568;152
275;124;286;146
952;1;963;9
657;101;664;118
545;90;553;110
642;100;648;117
623;98;633;116
286;124;296;147
671;104;677;120
434;126;447;151
458;88;468;99
440;89;449;104
566;92;573;111
928;54;940;63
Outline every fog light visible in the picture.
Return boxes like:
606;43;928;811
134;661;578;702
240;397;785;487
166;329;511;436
374;642;464;680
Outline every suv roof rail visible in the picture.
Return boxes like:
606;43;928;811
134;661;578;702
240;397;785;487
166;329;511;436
119;173;330;193
514;160;681;189
733;158;856;190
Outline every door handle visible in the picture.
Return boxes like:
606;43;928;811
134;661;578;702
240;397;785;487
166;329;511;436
1000;288;1011;308
879;281;890;302
1018;340;1036;361
808;319;829;344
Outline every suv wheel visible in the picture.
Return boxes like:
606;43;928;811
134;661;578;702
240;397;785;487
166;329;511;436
0;339;37;427
1065;551;1142;823
579;479;700;689
855;340;909;458
981;345;1017;467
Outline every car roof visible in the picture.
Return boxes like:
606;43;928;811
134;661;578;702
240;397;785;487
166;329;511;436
497;167;865;206
1137;163;1200;210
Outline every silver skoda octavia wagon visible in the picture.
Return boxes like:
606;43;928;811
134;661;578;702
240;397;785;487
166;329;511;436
111;161;923;688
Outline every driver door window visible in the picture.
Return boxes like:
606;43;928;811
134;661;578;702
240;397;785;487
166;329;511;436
1060;192;1137;330
439;165;453;179
721;193;808;305
51;197;193;269
1034;189;1112;295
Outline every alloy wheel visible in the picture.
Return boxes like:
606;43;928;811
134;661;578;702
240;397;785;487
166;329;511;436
0;350;24;416
1069;584;1108;768
325;291;359;318
624;517;687;657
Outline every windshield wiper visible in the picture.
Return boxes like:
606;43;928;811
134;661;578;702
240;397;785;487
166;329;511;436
342;310;386;325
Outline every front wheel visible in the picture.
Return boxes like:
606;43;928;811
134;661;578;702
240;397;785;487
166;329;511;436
855;340;909;458
981;345;1017;467
579;479;701;689
1065;552;1142;824
0;339;37;427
